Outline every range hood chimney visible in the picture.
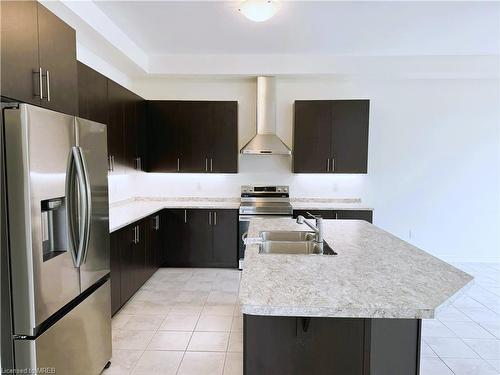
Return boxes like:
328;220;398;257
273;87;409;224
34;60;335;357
240;76;291;155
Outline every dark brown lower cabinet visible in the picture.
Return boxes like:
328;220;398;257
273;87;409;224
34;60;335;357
212;209;238;268
244;315;421;375
145;213;162;277
120;220;146;305
164;208;238;268
293;209;373;223
111;208;238;314
110;231;121;315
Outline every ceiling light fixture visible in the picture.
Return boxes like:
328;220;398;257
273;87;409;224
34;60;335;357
238;0;279;22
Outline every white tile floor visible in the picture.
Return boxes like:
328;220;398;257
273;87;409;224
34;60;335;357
104;263;500;375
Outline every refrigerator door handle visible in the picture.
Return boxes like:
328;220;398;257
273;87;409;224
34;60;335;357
75;146;92;265
65;148;79;267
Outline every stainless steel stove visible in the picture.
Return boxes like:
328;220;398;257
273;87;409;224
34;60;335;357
238;185;292;269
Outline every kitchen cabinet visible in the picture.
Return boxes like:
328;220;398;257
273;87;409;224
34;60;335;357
1;0;40;106
107;80;126;174
145;213;163;277
110;231;121;315
164;208;238;268
186;209;213;265
293;210;373;223
37;3;78;115
293;100;369;174
210;102;238;173
77;62;108;124
212;209;238;267
107;80;146;174
1;1;78;115
164;209;190;266
147;101;181;173
120;220;146;304
244;315;365;375
124;90;146;172
147;101;238;173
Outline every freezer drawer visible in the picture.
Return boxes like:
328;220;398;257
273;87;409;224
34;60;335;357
14;280;111;375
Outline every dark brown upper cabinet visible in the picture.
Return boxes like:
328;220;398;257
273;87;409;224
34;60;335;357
107;80;126;175
1;1;40;106
147;101;238;173
293;100;369;174
1;1;78;115
106;80;145;174
77;61;108;124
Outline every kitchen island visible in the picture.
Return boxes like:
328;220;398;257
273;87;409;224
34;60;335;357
239;218;473;375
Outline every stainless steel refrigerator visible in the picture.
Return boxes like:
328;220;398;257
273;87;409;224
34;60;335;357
3;104;111;374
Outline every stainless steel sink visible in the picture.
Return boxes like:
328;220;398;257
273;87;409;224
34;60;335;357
259;241;323;255
259;231;316;242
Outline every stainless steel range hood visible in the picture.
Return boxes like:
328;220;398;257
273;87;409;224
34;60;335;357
240;76;291;155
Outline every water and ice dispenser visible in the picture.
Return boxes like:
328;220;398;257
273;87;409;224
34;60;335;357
41;198;68;262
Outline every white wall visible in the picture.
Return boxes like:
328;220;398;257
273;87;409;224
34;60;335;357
108;76;500;262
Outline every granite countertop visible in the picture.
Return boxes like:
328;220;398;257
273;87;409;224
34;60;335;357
239;218;473;319
109;197;241;232
108;197;373;233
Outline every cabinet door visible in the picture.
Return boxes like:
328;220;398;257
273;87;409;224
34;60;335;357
110;231;121;315
37;3;78;115
147;102;181;172
164;209;189;266
77;61;108;124
295;318;365;375
185;209;213;266
293;101;332;173
124;90;138;171
135;221;147;286
120;225;135;304
137;100;148;171
146;214;161;277
0;0;40;105
180;102;211;172
107;80;125;174
331;100;369;173
212;210;238;267
209;102;238;173
335;210;373;223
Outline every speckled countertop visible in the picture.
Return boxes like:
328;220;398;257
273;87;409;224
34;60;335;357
239;218;473;319
108;197;373;233
109;197;241;232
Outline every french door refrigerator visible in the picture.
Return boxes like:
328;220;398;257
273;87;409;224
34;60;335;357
3;104;111;374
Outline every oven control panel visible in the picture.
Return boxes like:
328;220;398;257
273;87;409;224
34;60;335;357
241;185;289;194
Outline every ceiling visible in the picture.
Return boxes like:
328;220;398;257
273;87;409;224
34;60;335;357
94;1;499;56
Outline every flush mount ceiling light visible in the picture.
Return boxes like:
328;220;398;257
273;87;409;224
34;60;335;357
238;0;279;22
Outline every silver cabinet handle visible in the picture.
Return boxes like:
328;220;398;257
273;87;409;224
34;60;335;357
135;157;142;171
213;211;217;225
331;158;335;172
205;158;208;172
154;215;160;230
327;158;330;172
184;209;187;223
208;211;212;225
177;157;180;172
210;158;213;172
137;226;140;244
46;70;51;102
335;212;338;220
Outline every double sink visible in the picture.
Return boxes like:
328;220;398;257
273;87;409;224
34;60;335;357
258;231;335;255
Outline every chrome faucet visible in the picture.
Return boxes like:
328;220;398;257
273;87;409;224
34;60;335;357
296;212;324;244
